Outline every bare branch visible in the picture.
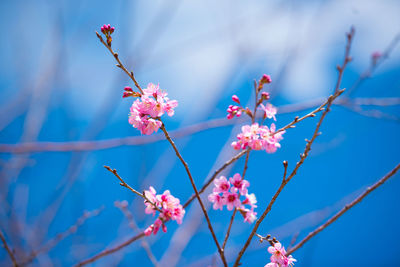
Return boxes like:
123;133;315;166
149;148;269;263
0;230;18;267
287;162;400;255
104;166;162;213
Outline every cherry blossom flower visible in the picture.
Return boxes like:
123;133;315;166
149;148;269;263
232;123;285;153
128;83;178;135
267;242;296;267
143;186;185;236
243;208;257;223
260;103;277;121
208;174;257;223
213;176;231;193
224;191;242;211
229;173;249;195
208;193;225;210
242;193;257;208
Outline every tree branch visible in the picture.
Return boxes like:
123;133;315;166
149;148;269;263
286;162;400;255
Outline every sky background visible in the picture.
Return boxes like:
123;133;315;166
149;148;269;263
0;0;400;266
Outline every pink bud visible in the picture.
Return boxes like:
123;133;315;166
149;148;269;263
261;92;270;100
232;95;240;104
123;92;132;98
110;27;115;33
260;74;272;84
144;226;153;236
124;86;133;92
162;224;167;233
107;24;111;30
101;26;105;33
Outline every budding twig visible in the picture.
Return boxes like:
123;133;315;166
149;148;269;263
233;27;355;267
104;166;162;213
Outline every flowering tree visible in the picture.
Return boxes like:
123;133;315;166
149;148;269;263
1;20;399;267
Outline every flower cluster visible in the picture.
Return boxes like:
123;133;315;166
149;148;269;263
128;83;178;135
100;24;115;46
265;242;296;267
143;186;185;236
231;123;285;153
208;174;257;223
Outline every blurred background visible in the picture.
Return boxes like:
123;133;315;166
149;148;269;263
1;0;400;266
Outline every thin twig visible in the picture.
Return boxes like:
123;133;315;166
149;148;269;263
222;209;237;250
160;125;228;267
0;230;18;267
104;166;162;213
183;149;247;208
286;162;400;255
233;27;355;267
346;33;400;96
95;32;143;94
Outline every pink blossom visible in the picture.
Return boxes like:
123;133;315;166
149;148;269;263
213;176;231;193
208;192;225;210
260;103;277;121
229;173;249;195
223;191;241;211
233;123;284;153
243;208;257;223
267;242;296;267
264;263;279;267
242;193;257;208
128;83;177;134
262;123;285;154
144;186;158;215
142;187;185;236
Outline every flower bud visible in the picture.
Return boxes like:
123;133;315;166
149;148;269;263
260;74;272;84
124;86;133;92
261;92;270;100
232;95;240;104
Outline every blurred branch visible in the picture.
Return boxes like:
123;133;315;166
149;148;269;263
0;229;18;267
74;232;146;267
346;33;400;96
20;207;104;266
1;96;398;154
233;27;355;267
286;162;400;255
114;201;159;267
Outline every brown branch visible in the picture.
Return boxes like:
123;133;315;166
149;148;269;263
20;207;104;266
222;209;237;250
95;32;143;94
286;162;400;255
221;149;251;252
104;166;163;213
233;27;355;267
160;124;228;267
74;232;146;267
0;230;18;267
183;149;247;208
